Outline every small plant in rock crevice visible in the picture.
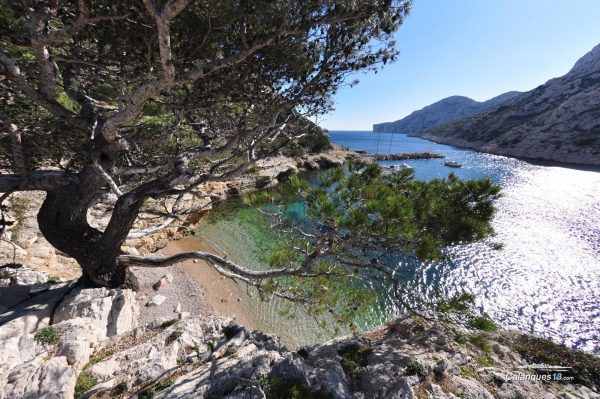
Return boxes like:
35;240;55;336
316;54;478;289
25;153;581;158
224;346;237;358
34;327;61;345
138;388;156;399
74;371;97;398
166;330;182;344
405;361;428;377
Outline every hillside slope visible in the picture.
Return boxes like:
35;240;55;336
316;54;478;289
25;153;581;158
372;92;520;133
413;44;600;166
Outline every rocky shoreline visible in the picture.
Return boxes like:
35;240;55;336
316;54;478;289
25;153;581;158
0;145;355;283
366;152;445;161
2;146;600;398
1;265;598;399
408;44;600;167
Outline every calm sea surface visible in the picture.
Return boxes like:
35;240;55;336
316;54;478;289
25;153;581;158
196;130;600;352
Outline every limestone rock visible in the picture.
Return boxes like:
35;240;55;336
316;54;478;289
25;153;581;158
152;273;174;290
0;282;77;340
0;264;47;287
316;155;343;169
53;287;139;337
411;43;600;166
2;355;77;399
147;294;166;307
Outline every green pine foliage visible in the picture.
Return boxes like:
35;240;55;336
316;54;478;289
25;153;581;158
241;162;501;331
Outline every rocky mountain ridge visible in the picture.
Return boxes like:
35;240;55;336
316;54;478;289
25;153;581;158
372;92;521;134
411;44;600;166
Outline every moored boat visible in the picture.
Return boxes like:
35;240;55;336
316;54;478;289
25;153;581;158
444;160;462;168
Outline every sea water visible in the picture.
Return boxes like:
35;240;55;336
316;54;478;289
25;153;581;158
196;130;600;352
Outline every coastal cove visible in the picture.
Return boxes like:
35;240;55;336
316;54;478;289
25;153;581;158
178;130;600;353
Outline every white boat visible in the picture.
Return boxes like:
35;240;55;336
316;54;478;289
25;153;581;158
444;160;462;168
393;163;412;171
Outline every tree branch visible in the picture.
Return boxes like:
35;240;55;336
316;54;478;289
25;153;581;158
126;194;184;239
118;250;319;280
92;161;123;196
7;124;28;176
0;171;79;193
0;50;89;131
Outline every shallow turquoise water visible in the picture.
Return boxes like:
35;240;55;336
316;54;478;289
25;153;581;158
197;130;600;352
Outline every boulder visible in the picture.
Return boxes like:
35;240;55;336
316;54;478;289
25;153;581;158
147;294;166;307
152;273;174;291
453;376;494;399
0;264;47;287
0;282;77;340
53;287;139;337
316;155;343;169
1;355;77;399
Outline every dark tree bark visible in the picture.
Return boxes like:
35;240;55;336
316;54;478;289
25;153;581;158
1;0;409;290
36;166;142;289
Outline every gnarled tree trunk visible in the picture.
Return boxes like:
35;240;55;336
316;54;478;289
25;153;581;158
37;166;142;289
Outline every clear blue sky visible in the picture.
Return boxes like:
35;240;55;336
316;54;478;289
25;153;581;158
320;0;600;131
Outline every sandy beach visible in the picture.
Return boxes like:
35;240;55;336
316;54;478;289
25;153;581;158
160;235;260;332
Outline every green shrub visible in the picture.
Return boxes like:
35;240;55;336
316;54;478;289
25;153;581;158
156;379;175;391
459;366;478;379
206;341;215;352
160;319;178;328
166;330;182;344
114;381;128;394
138;388;156;399
469;316;497;332
476;356;494;367
468;334;491;352
405;361;428;377
74;371;97;398
34;327;60;345
454;332;468;345
46;275;60;284
338;343;371;387
224;346;237;358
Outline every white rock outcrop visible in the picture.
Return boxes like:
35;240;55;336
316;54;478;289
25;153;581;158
53;287;139;337
0;273;140;399
146;294;167;307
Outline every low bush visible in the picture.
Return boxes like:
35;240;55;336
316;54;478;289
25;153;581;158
34;327;60;345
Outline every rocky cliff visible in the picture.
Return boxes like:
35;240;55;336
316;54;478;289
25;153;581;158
412;44;600;166
2;265;599;399
372;92;521;133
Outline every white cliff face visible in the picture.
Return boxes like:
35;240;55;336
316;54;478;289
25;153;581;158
1;266;599;399
414;43;600;166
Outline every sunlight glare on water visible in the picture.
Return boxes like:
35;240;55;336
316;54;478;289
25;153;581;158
196;131;600;352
